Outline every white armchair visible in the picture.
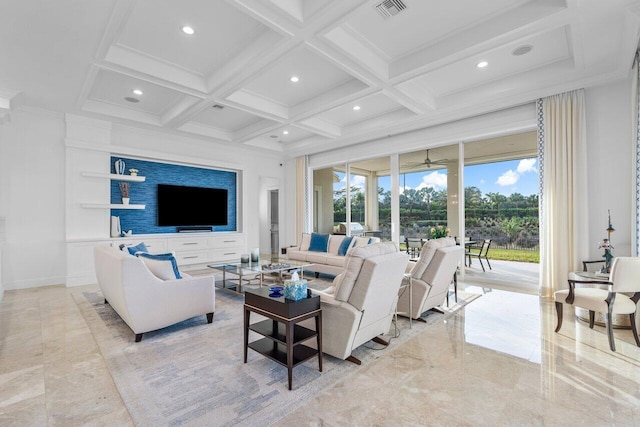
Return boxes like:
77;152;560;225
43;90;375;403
397;237;463;320
94;245;215;342
554;256;640;351
310;242;409;364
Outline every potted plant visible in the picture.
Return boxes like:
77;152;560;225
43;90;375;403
129;168;139;176
119;182;130;205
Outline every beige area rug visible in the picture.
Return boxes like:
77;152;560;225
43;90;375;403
73;283;480;427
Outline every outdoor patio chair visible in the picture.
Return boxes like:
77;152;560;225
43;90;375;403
465;239;492;272
405;237;424;259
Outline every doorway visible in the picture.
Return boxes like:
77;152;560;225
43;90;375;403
269;189;279;255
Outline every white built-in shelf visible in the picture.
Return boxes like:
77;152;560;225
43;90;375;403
81;172;146;182
81;203;146;210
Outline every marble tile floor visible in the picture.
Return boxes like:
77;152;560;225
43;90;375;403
1;283;639;426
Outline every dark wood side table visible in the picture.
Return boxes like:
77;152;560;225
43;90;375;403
244;288;322;390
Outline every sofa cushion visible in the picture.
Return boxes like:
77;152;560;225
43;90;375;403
326;254;346;267
337;236;354;255
309;233;330;252
352;236;372;248
307;252;329;264
121;241;148;255
287;250;308;262
299;233;311;251
137;252;182;280
328;235;345;255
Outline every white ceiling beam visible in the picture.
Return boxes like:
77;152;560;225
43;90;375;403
226;89;289;120
298;117;342;138
176;122;233;142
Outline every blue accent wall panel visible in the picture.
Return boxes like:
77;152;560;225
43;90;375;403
110;157;237;234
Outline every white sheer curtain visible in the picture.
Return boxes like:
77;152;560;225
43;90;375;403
539;90;590;298
633;53;639;257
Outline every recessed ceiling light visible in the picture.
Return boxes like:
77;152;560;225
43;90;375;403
282;130;289;135
290;76;299;83
512;45;533;56
132;89;143;96
181;26;195;35
124;97;139;103
476;61;488;68
353;105;361;111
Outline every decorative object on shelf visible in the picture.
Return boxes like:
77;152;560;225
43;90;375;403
598;210;615;273
114;159;125;175
129;168;138;176
123;230;132;237
284;270;307;301
250;248;259;263
110;216;121;238
240;254;249;263
430;224;450;239
119;182;130;205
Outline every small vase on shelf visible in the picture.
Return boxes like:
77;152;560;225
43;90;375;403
114;159;125;175
122;197;130;205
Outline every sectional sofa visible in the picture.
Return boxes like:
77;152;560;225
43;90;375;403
286;233;380;276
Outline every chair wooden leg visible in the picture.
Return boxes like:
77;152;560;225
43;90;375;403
588;310;595;329
630;313;640;347
554;302;563;333
372;336;389;346
346;355;361;365
485;257;492;270
478;257;486;272
606;310;616;352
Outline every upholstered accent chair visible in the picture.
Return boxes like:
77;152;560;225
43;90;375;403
554;257;640;351
309;242;409;365
94;245;215;342
397;237;464;320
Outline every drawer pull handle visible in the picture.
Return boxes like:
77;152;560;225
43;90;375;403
183;242;198;246
223;240;235;243
183;256;199;259
224;252;235;255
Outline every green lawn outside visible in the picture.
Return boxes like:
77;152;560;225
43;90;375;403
400;244;539;263
484;248;539;263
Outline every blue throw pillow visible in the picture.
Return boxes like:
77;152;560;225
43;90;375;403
308;233;330;252
338;236;354;256
125;242;148;255
136;252;182;280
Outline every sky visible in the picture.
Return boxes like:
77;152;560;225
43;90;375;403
337;158;539;197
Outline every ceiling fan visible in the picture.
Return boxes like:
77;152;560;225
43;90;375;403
405;150;449;170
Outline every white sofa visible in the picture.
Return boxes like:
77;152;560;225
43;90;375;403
286;233;381;276
94;245;216;342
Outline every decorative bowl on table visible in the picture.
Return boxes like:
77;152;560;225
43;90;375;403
268;286;284;298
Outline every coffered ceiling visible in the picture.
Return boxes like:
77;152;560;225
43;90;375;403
1;0;639;156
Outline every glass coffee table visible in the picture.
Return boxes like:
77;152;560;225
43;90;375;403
208;258;312;294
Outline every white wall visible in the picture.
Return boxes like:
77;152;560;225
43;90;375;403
0;110;287;290
584;78;634;258
0;108;67;289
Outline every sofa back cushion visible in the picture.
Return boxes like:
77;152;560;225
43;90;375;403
299;233;312;251
328;235;347;255
309;233;330;252
411;237;456;279
334;241;401;302
337;236;353;255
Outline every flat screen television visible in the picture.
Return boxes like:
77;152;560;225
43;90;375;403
157;184;228;226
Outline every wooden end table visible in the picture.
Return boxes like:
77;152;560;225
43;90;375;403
244;288;322;390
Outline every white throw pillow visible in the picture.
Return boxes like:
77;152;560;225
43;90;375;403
137;252;182;280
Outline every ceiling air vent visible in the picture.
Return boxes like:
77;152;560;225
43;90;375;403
374;0;407;19
212;104;225;109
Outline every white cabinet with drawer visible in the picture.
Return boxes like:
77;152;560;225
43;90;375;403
66;232;247;286
168;236;210;251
